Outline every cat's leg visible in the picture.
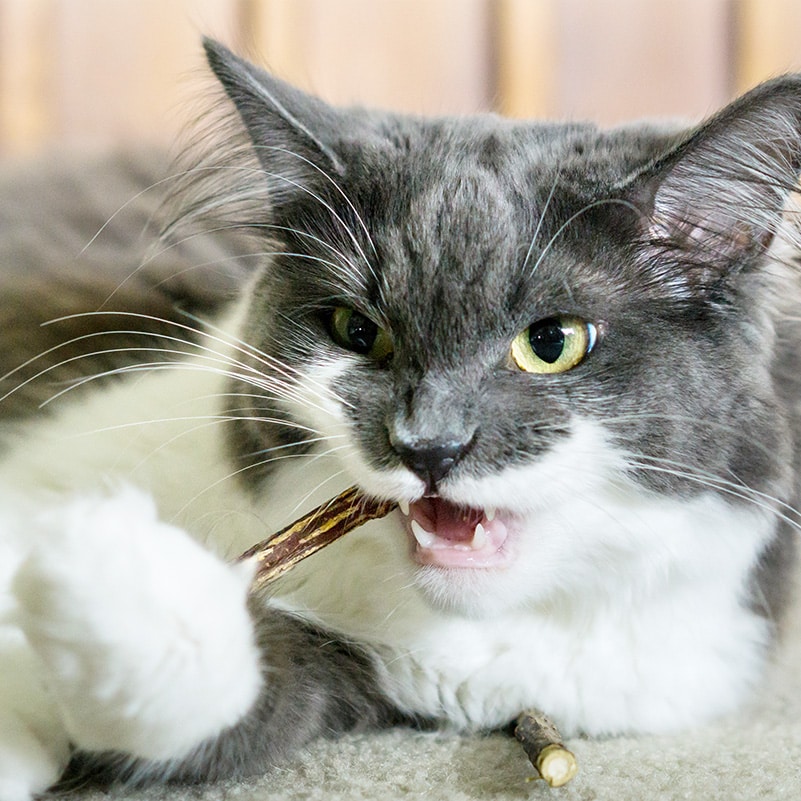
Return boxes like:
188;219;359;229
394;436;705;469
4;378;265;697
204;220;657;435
0;638;70;801
15;486;404;788
0;534;70;801
60;604;409;785
12;487;263;768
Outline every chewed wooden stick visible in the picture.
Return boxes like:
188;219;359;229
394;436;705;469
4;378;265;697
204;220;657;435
238;486;397;591
514;710;578;788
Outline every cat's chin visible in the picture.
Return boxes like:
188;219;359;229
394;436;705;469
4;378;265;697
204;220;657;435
400;496;516;570
410;563;522;618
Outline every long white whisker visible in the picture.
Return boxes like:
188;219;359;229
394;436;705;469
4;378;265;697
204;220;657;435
35;310;354;411
173;308;355;410
265;145;379;260
528;197;642;278
38;360;338;423
78;169;201;259
171;442;345;523
521;168;562;274
627;457;801;532
253;162;375;286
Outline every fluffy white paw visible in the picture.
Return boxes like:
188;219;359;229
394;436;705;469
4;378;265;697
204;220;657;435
0;633;69;801
0;711;64;801
13;487;262;761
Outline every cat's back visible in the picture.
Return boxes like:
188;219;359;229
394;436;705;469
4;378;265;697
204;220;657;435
0;148;254;420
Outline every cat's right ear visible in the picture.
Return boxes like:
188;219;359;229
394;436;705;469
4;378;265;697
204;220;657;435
203;39;367;209
622;75;801;287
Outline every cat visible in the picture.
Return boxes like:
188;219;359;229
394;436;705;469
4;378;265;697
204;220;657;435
1;37;801;798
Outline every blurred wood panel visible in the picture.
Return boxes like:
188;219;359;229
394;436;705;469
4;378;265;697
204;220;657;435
2;0;801;156
0;0;240;156
243;0;493;113
0;0;53;153
558;0;732;123
497;0;732;124
735;0;801;92
49;0;238;147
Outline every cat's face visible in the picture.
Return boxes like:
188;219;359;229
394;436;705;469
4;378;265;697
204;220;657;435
198;42;801;615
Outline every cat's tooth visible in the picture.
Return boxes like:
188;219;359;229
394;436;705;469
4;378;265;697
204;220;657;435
471;522;488;550
485;507;496;522
411;519;436;548
399;499;410;516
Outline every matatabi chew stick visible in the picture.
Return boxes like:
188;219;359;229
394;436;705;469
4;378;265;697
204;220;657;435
238;487;396;591
514;710;578;788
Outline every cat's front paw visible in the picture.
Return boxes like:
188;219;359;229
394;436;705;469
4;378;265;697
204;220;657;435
0;624;69;801
13;487;262;761
0;709;65;801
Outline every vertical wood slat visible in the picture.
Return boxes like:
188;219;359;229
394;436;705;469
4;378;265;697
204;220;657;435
4;0;801;156
0;0;53;156
494;0;558;119
734;0;801;93
49;0;240;148
0;0;241;156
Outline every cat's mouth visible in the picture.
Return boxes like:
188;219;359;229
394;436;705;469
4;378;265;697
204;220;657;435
399;497;513;569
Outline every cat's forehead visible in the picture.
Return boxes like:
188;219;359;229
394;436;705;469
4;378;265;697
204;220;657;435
355;116;678;268
356;114;682;199
355;120;657;320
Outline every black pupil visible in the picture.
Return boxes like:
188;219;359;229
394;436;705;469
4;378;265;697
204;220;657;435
346;312;378;354
529;318;565;363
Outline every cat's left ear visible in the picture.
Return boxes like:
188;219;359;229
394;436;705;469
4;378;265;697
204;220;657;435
624;76;801;277
203;39;379;210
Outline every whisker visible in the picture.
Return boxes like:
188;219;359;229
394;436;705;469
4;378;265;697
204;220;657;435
173;308;356;411
150;222;365;293
253;146;378;281
528;197;643;279
78;169;198;260
520;168;561;274
170;442;344;523
265;144;380;260
32;309;353;411
137;423;342;478
626;456;801;533
38;359;338;423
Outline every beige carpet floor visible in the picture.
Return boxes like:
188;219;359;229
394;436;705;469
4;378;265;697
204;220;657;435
69;562;801;801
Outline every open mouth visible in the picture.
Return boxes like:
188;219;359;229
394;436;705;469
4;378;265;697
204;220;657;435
398;496;513;568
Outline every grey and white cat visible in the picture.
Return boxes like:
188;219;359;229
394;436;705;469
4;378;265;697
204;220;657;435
2;39;801;798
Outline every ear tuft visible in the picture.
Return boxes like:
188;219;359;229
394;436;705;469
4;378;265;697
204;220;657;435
627;76;801;281
203;39;345;174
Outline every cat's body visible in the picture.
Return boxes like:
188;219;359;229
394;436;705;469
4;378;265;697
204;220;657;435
2;41;801;798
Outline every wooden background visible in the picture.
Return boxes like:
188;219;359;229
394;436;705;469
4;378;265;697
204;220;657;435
0;0;800;158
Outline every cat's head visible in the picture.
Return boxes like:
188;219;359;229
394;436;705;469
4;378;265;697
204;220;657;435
195;41;801;616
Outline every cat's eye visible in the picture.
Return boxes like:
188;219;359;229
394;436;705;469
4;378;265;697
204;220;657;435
329;307;394;362
511;315;596;374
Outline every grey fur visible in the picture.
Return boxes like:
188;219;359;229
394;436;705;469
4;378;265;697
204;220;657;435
18;39;801;789
0;149;256;419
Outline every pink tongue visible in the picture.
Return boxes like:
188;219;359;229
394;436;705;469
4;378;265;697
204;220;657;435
429;499;482;542
406;497;512;569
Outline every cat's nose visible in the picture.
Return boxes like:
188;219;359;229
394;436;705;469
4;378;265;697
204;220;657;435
391;437;472;492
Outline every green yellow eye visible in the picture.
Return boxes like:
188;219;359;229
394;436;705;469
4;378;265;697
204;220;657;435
329;307;394;362
511;315;596;374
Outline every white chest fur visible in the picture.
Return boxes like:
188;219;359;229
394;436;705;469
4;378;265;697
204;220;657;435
272;466;774;736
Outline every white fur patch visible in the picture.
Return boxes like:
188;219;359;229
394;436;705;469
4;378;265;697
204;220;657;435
0;630;68;801
12;486;261;760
